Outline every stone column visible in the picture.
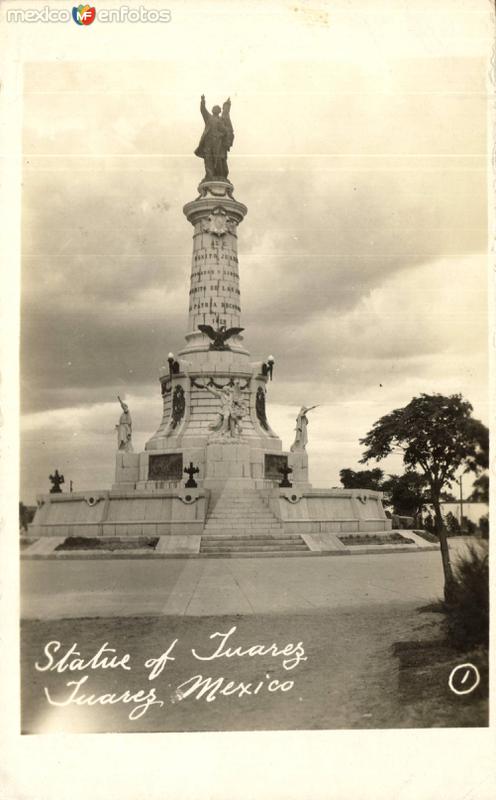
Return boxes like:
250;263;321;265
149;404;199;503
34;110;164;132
179;180;248;356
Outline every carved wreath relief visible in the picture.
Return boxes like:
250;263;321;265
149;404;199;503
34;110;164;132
171;385;186;429
201;207;236;237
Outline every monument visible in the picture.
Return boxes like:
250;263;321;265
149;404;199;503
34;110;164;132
29;97;396;555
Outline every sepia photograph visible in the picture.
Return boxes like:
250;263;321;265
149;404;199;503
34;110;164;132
1;0;494;797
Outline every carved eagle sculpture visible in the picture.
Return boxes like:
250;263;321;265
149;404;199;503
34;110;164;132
198;324;244;350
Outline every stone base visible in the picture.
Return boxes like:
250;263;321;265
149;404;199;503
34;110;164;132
263;487;392;533
28;483;392;543
28;489;208;539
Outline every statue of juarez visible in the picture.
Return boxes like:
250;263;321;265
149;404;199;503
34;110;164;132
195;95;234;182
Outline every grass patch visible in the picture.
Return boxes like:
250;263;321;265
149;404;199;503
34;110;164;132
338;532;414;546
393;638;488;727
55;536;159;552
411;529;438;544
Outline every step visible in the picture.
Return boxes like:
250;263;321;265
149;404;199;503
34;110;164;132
209;497;271;505
203;525;284;539
200;544;308;553
207;514;281;525
210;512;276;518
206;516;281;521
200;529;309;555
200;546;309;553
208;517;281;525
205;488;285;541
211;503;273;508
199;551;315;559
208;510;275;516
202;541;305;547
200;538;307;547
204;524;285;531
204;522;285;528
203;534;304;541
207;520;279;525
201;539;307;546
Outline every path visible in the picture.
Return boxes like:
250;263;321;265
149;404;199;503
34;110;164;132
21;548;448;619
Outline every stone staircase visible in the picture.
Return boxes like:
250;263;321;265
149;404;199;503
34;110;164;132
200;487;309;556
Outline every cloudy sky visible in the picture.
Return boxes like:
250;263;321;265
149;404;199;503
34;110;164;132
16;0;490;502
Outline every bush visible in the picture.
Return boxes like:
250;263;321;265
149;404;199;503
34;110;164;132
479;514;489;539
444;542;488;649
424;513;435;533
445;511;460;535
461;517;477;535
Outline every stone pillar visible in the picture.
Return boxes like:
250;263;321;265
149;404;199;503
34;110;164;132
146;177;284;462
180;180;248;356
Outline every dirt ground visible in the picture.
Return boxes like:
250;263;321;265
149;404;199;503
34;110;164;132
21;602;488;734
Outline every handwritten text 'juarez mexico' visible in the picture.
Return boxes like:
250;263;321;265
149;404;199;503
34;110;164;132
34;626;307;720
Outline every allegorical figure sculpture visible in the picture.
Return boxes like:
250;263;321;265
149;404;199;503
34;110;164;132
290;405;318;452
195;95;234;182
49;469;65;493
116;396;133;451
201;380;246;437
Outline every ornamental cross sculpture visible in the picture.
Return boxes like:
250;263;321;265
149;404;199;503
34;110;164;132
184;462;200;488
49;469;65;493
278;465;293;488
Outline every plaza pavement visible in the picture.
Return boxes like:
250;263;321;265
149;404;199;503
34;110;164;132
18;544;474;620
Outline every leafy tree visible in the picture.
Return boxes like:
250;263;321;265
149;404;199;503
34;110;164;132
467;474;489;504
339;467;431;521
339;468;384;491
19;501;35;532
381;472;429;520
360;393;488;601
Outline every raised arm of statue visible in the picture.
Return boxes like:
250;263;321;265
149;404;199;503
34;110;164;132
203;383;222;399
221;97;234;150
200;94;210;124
222;97;231;118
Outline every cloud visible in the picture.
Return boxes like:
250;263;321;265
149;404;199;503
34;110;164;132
18;20;489;500
21;252;489;502
21;155;485;414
